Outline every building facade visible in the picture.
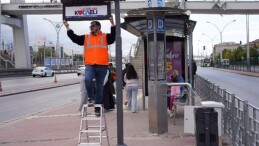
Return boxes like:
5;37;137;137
213;42;240;56
29;36;64;58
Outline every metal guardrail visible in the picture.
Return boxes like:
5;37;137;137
214;61;259;73
1;0;61;3
195;75;259;146
4;0;259;4
54;69;77;74
126;37;142;63
165;82;194;106
0;56;15;69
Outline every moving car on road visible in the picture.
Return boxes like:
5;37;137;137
77;65;85;76
32;67;55;77
201;58;211;67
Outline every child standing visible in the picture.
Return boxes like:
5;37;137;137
169;76;180;117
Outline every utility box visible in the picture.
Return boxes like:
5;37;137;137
194;107;218;146
201;101;224;146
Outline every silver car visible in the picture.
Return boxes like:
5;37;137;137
32;67;55;77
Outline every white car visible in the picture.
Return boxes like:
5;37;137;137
77;65;85;76
32;67;55;77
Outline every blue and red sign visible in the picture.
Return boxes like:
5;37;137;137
63;2;111;21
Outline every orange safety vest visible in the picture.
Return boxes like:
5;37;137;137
84;31;109;65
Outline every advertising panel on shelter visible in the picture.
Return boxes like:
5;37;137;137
166;41;183;82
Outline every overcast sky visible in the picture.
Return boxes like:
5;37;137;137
1;13;259;57
191;14;259;57
1;14;138;57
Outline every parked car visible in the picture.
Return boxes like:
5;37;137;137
77;65;85;76
32;67;55;77
221;59;230;67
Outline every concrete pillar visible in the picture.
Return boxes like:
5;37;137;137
13;15;31;69
10;0;31;69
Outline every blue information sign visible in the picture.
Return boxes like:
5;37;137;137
147;19;154;33
156;17;165;33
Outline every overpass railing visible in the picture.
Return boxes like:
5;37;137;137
3;0;259;4
1;0;61;4
126;37;141;63
0;55;15;69
195;75;259;146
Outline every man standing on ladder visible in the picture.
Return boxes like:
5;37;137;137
63;17;116;116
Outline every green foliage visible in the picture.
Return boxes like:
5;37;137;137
222;49;234;61
221;45;259;62
232;46;245;61
74;54;84;61
215;55;220;61
250;47;258;58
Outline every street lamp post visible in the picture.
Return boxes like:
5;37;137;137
202;33;217;63
246;14;251;71
43;42;46;66
207;20;236;61
43;18;63;69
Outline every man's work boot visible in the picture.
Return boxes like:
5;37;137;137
95;107;101;117
88;98;94;107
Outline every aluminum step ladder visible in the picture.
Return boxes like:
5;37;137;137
78;104;110;146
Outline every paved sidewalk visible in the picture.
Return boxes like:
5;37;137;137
0;68;256;146
0;90;196;146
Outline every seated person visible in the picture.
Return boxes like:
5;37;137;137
171;70;185;91
171;70;187;102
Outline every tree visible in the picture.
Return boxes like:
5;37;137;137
250;47;258;58
222;49;234;61
233;46;245;61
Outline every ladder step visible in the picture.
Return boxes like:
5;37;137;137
81;117;101;120
80;130;100;133
88;135;107;138
83;104;102;108
80;128;106;132
78;143;101;146
87;126;105;128
82;113;101;117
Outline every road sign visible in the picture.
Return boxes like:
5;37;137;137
156;17;164;33
61;0;124;5
146;0;165;7
63;2;111;21
147;19;154;33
